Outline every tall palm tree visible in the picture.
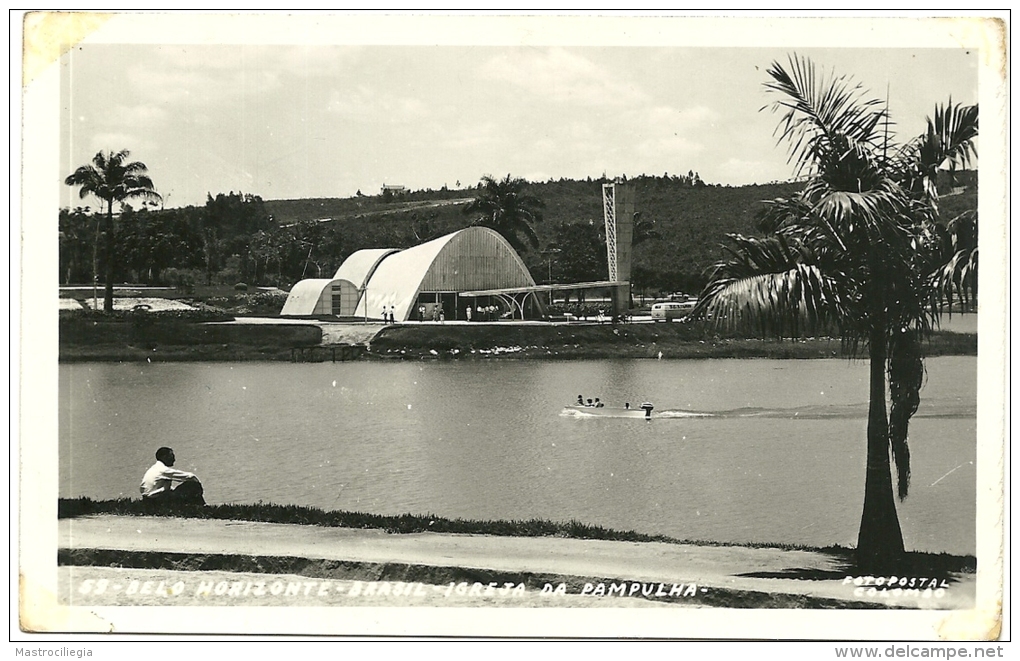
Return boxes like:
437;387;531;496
65;150;161;312
694;55;978;571
463;174;544;253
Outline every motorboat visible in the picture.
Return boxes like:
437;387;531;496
562;402;654;419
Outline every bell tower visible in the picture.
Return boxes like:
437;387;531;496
602;181;634;317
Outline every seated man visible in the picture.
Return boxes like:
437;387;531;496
140;447;205;505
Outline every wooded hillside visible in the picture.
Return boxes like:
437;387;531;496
59;170;975;299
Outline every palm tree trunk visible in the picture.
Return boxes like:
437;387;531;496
103;202;115;313
302;245;314;278
856;321;906;571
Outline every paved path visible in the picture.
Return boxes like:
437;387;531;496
58;515;974;609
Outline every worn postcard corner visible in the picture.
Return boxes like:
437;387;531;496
22;11;111;87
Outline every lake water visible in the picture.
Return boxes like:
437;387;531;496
59;356;977;555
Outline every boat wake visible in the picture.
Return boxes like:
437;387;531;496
703;400;975;420
655;410;716;418
561;399;974;420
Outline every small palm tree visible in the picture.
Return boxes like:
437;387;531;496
631;211;661;247
463;174;544;253
936;211;978;311
65;150;161;312
694;55;978;571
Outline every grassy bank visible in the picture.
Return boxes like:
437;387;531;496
368;323;977;361
58;497;975;576
58;344;304;362
57;310;977;363
59;308;322;362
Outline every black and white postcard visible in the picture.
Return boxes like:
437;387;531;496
15;11;1008;645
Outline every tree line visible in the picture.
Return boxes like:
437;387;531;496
61;163;725;311
59;188;355;298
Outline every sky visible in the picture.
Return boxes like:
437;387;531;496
55;16;981;210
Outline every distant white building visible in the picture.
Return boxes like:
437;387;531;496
380;184;407;195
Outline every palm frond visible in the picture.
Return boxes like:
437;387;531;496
933;246;978;312
928;210;979;314
754;197;811;235
898;101;978;203
764;54;888;176
945;210;979;251
802;177;909;250
925;101;979;172
694;234;842;338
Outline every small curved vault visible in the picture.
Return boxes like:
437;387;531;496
280;278;360;317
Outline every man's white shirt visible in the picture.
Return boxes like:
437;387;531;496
140;460;199;497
